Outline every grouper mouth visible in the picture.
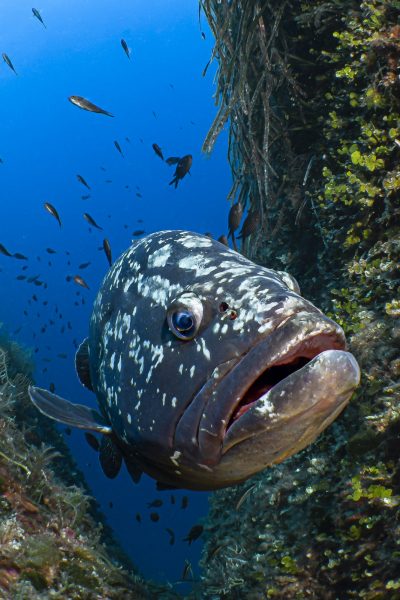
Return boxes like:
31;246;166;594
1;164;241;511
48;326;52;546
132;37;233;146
226;333;339;428
175;311;360;472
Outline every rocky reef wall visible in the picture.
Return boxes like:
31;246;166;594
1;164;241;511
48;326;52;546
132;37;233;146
198;1;400;598
0;331;178;599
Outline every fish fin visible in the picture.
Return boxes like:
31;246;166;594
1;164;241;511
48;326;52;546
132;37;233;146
28;385;111;433
75;338;93;390
156;481;180;491
166;157;180;165
99;436;122;478
169;177;177;186
125;459;143;483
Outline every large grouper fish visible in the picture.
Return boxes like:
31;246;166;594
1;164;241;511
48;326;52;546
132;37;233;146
29;231;360;490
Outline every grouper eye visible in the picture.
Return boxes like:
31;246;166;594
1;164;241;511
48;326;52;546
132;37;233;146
167;292;203;340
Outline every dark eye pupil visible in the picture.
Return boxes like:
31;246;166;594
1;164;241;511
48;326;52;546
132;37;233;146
173;311;193;332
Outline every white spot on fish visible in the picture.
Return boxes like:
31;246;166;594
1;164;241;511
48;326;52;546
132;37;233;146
170;450;181;465
148;244;171;268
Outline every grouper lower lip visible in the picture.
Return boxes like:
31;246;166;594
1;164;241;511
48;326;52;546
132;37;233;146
222;349;360;455
175;311;354;468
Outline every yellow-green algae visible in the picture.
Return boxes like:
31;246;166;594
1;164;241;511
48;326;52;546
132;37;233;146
197;1;400;598
0;331;179;599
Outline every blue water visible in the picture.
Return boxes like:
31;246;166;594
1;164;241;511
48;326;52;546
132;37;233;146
0;0;231;588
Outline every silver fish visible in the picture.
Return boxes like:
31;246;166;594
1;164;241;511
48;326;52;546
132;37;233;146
28;231;360;490
68;96;114;117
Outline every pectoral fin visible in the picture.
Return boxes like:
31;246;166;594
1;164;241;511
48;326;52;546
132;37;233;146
125;459;143;484
99;435;122;478
28;385;112;434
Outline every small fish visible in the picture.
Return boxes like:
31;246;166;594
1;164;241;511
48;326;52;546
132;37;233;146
165;156;180;166
16;275;26;281
78;262;91;270
83;213;103;230
181;496;189;509
147;499;163;508
2;53;17;75
114;140;124;157
135;513;141;523
102;239;112;267
32;8;46;28
85;432;100;452
0;243;13;257
235;483;256;511
183;524;203;544
201;31;206;40
46;248;57;254
150;512;160;522
238;210;260;242
49;382;56;393
44;202;62;227
165;528;175;546
81;195;91;200
68;96;114;117
182;560;192;581
170;495;176;505
152;143;164;161
132;229;145;237
77;174;91;189
27;231;360;490
169;155;192;188
27;275;40;283
202;58;211;78
73;275;89;289
206;544;224;563
135;192;142;198
121;38;130;59
13;253;28;260
228;202;243;249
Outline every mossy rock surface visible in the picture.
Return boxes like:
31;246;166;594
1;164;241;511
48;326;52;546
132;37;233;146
198;1;400;597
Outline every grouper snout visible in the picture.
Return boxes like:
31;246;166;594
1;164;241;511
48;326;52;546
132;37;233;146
173;309;360;488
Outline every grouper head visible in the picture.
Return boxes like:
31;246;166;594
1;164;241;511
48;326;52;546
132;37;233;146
28;230;360;491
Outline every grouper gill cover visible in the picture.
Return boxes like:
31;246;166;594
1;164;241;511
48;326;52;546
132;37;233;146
29;230;360;490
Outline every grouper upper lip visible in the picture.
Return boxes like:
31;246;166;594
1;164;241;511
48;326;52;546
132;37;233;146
174;311;349;467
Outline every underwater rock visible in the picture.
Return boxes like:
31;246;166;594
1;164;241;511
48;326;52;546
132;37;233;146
0;336;178;599
199;0;400;597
